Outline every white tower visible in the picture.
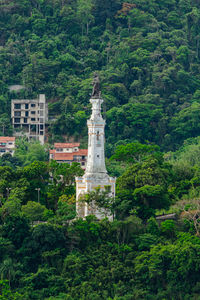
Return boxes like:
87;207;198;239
76;75;116;220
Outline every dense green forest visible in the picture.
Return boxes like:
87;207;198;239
2;0;200;299
0;140;200;299
1;0;200;151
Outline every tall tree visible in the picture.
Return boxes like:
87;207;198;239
77;0;94;35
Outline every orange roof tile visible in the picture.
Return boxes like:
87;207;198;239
75;149;88;155
49;149;56;154
54;143;80;148
0;137;15;142
53;153;75;160
51;149;88;161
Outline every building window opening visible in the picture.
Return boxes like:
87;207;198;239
14;124;20;128
97;131;100;141
14;118;20;123
14;111;21;117
14;103;21;109
30;125;36;131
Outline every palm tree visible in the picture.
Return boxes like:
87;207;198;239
0;258;15;286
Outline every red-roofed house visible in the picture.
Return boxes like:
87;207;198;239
0;137;15;156
50;143;87;168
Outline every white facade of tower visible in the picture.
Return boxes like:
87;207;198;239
76;97;116;221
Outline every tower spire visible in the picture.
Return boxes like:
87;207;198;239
86;73;107;175
75;74;116;220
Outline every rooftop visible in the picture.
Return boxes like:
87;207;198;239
50;149;88;161
0;137;15;142
54;143;80;148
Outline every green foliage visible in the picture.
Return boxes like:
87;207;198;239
21;267;65;298
14;139;48;166
116;155;172;219
111;142;160;163
0;153;21;169
1;197;21;219
47;160;83;210
135;233;159;251
56;195;76;222
134;241;200;295
31;223;66;253
1;215;30;249
21;201;47;223
0;238;14;262
106;103;163;149
147;217;160;236
79;186;114;218
0;280;23;299
1;0;200;150
160;220;176;238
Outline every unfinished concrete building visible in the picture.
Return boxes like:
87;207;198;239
11;94;48;144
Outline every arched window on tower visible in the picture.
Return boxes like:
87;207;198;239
97;131;100;141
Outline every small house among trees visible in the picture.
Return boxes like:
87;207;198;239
49;143;87;168
0;137;15;156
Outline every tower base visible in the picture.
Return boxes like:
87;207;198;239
76;173;116;221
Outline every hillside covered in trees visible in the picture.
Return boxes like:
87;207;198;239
1;0;200;151
1;142;200;299
2;0;200;299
